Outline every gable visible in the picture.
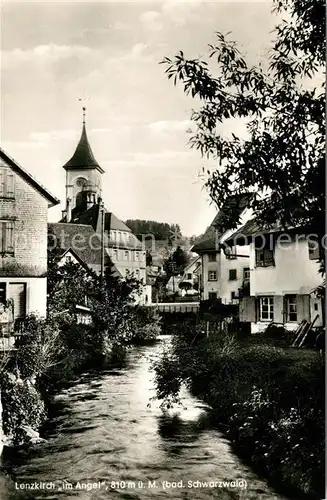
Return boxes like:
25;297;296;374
0;149;59;207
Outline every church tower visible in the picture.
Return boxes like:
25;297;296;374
62;107;104;222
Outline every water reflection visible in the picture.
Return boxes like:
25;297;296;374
0;337;289;500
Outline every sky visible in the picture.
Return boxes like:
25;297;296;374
1;0;278;236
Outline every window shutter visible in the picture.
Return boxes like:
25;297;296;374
239;296;256;322
0;171;4;196
308;241;320;260
5;222;14;253
297;294;311;322
0;222;3;252
6;171;15;197
282;296;287;323
274;296;284;323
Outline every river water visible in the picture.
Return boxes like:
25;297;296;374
0;336;288;500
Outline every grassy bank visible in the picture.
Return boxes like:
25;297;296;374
0;306;162;447
154;325;325;500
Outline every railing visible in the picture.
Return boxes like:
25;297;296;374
152;302;200;313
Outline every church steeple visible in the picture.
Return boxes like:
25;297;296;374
62;107;104;222
62;107;104;173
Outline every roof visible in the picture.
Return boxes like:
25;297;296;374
0;148;60;207
60;246;121;278
70;203;100;229
62;124;104;173
225;218;314;246
106;212;132;233
211;194;251;230
183;256;200;272
48;222;112;273
192;194;251;254
61;202;143;250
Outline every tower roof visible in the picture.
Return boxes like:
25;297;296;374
63;119;104;173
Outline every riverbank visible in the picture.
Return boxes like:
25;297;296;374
0;339;289;500
153;325;325;500
0;306;162;448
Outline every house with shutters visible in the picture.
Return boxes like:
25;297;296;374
0;148;59;324
178;256;201;294
57;108;149;304
191;195;252;303
226;219;324;333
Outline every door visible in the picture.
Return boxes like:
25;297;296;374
8;283;26;320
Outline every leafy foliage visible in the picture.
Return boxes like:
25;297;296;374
163;246;190;277
47;256;95;319
153;324;325;499
91;266;142;346
161;0;325;236
1;372;46;446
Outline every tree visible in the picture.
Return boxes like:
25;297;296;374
91;265;142;345
161;0;324;240
125;220;183;241
172;246;189;273
47;257;94;319
146;251;153;267
163;257;178;277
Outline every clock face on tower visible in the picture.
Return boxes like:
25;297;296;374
76;177;87;188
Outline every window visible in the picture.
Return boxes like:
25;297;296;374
231;291;237;300
208;271;217;281
113;250;118;259
0;221;14;254
125;269;129;276
243;268;250;280
255;248;275;267
0;168;15;198
135;251;139;260
229;269;237;281
286;295;297;322
187;273;192;280
208;253;217;262
208;292;217;300
135;269;140;278
259;296;274;321
225;247;237;260
308;241;320;260
124;250;129;260
0;283;6;304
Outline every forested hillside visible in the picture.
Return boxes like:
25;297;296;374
125;220;183;240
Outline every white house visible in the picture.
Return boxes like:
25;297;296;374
227;219;324;333
192;195;252;303
179;256;201;292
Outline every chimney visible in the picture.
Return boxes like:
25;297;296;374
66;197;72;222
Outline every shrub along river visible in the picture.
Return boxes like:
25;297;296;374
0;336;289;499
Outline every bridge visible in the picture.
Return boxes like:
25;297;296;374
150;302;200;313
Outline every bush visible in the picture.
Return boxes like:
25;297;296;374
154;324;325;500
130;306;162;344
0;372;46;446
